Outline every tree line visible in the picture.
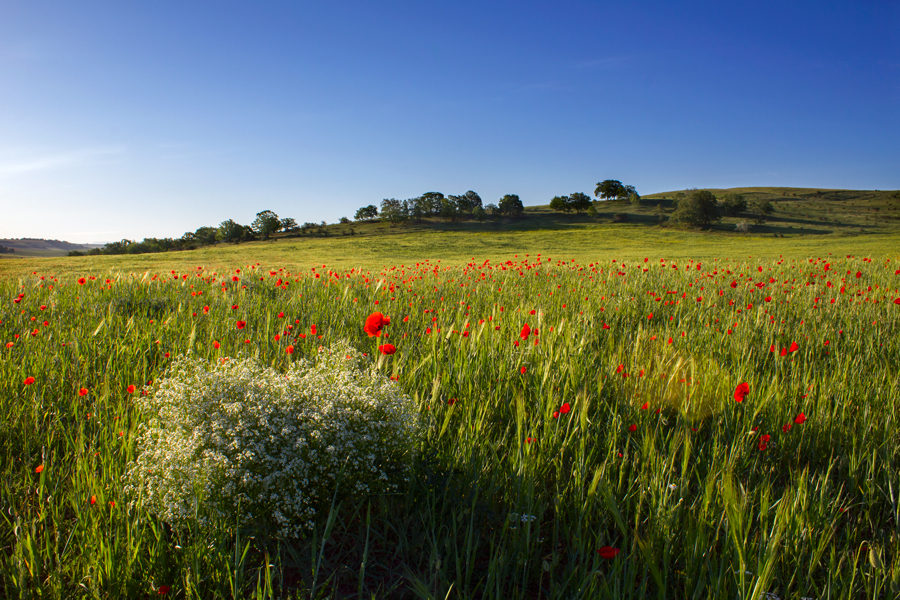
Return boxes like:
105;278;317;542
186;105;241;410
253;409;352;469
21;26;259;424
68;210;301;257
354;191;525;224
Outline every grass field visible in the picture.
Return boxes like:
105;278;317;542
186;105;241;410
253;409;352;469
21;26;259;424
2;224;900;598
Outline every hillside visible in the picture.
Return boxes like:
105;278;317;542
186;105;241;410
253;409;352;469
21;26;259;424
273;186;900;239
0;238;103;258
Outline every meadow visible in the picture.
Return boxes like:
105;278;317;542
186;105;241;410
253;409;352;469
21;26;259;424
2;231;900;599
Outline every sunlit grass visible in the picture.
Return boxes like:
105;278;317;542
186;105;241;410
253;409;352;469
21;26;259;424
1;250;899;598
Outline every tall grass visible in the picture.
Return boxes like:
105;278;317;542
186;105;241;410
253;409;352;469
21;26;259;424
1;254;899;598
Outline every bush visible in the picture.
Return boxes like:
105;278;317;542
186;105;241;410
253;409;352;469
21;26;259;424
125;342;421;537
735;221;752;233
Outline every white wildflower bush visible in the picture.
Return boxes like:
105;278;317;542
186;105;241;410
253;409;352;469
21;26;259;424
124;341;421;538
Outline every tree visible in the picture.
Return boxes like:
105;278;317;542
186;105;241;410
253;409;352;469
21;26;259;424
252;210;281;240
629;192;642;208
380;198;408;225
569;192;592;212
484;203;499;216
721;194;747;216
354;205;378;221
595;180;625;201
194;226;219;245
339;216;350;224
549;195;571;213
473;205;487;221
419;192;445;216
498;194;524;217
217;219;245;243
670;190;720;229
280;217;298;232
464;190;483;213
751;199;774;224
622;185;637;200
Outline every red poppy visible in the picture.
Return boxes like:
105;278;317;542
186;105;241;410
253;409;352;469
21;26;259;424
789;341;799;353
213;340;220;349
520;366;527;374
311;324;317;335
127;385;136;394
560;402;571;414
782;423;792;433
794;412;806;424
79;387;88;396
77;277;86;285
378;344;396;355
278;311;285;318
759;434;771;443
90;495;96;505
285;345;294;354
520;323;531;340
23;376;35;385
364;312;390;337
553;411;560;419
158;585;171;595
894;298;900;305
628;424;637;432
448;398;458;406
597;546;620;559
758;442;768;451
770;344;775;353
34;465;44;474
779;347;787;357
733;382;750;403
855;271;862;278
236;320;246;330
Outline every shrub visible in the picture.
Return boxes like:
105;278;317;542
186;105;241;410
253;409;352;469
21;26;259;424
735;221;752;233
125;342;421;537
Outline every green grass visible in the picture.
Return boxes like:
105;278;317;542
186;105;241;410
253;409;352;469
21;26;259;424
2;240;900;598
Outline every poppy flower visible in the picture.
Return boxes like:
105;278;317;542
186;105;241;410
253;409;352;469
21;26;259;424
794;413;806;424
158;585;171;595
734;382;750;403
789;341;799;353
782;423;792;433
378;344;396;355
597;546;620;559
310;324;317;335
553;411;560;419
520;366;527;374
34;465;44;474
520;323;531;340
213;340;220;349
236;320;246;330
759;434;771;443
90;495;96;505
77;278;86;285
127;385;136;394
285;345;294;354
758;442;768;451
894;298;900;305
628;424;637;432
779;347;787;357
79;388;88;396
560;402;571;414
641;402;649;410
23;376;35;385
364;312;390;337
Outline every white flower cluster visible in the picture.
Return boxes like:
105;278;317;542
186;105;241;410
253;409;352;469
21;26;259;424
124;342;421;537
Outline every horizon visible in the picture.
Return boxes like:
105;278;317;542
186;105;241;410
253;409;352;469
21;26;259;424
2;1;898;244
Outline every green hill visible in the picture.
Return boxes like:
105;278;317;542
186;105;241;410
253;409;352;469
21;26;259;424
0;238;103;258
288;186;900;239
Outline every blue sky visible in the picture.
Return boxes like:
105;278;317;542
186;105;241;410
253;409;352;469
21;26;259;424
1;0;897;243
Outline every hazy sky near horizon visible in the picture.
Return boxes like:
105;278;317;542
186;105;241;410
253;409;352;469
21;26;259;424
1;1;898;244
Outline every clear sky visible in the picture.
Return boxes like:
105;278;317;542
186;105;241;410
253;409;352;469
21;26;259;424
1;0;897;244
